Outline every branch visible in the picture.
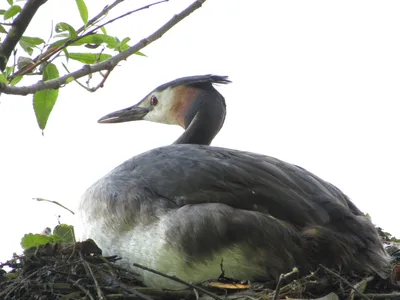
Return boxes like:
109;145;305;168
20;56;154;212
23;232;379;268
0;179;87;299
0;0;206;95
132;263;222;300
8;0;167;80
0;0;48;71
76;0;125;34
91;0;169;34
33;197;75;215
319;264;371;300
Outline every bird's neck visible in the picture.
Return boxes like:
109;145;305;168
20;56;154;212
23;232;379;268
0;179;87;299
173;88;226;146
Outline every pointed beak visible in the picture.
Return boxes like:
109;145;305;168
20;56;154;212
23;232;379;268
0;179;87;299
98;105;152;123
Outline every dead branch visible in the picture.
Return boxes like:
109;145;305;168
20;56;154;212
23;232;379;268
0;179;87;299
0;0;48;71
319;264;371;300
0;0;206;96
272;267;299;300
132;262;223;300
33;197;75;215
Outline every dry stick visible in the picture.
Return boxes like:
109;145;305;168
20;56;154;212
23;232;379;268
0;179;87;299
132;262;223;300
33;197;75;215
348;276;374;300
364;293;400;299
95;258;155;300
0;0;47;71
272;267;299;300
79;251;106;300
0;0;207;96
90;68;113;92
68;278;96;300
319;265;371;300
119;283;156;300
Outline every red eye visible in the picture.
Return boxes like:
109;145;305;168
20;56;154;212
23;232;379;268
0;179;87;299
150;95;158;106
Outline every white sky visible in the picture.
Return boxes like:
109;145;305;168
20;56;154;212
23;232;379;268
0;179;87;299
0;0;399;263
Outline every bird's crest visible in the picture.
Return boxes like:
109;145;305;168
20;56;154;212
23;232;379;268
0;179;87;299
154;74;231;92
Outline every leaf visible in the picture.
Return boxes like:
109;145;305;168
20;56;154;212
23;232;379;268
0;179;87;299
19;40;34;55
49;34;118;50
55;22;77;38
75;0;89;25
33;63;60;130
0;25;7;34
0;73;7;84
120;37;130;45
4;5;21;20
68;52;111;64
53;224;75;243
21;233;53;249
7;0;13;5
135;51;147;57
0;10;5;15
5;66;14;78
100;26;107;35
63;48;69;62
20;36;45;46
10;75;22;86
77;34;118;48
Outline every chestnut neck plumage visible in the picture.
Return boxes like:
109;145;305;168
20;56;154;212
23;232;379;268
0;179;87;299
173;85;226;146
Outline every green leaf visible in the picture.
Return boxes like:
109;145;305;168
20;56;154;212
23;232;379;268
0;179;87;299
0;25;7;34
53;224;75;243
49;34;118;50
20;36;45;46
65;76;74;83
5;66;14;78
100;26;107;35
33;63;60;130
19;40;34;55
55;22;77;38
21;233;53;249
135;51;147;57
68;52;111;64
74;34;117;48
63;48;69;62
7;0;13;5
75;0;89;25
10;75;22;86
4;5;21;20
0;10;5;15
0;73;7;84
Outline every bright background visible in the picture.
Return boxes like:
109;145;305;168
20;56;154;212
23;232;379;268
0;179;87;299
1;0;399;262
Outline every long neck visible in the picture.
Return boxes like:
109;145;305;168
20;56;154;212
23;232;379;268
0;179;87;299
173;87;226;145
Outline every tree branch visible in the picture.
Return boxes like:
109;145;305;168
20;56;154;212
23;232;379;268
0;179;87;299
0;0;206;96
0;0;48;71
8;0;167;81
76;0;125;34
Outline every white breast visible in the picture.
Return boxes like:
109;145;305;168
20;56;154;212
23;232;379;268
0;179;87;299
75;208;266;289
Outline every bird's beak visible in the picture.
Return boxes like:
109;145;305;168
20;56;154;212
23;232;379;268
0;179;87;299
98;105;152;123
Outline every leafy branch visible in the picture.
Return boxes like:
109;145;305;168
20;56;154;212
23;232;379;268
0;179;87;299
0;0;48;71
0;0;207;131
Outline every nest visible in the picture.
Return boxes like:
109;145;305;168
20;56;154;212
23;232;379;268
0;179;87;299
1;240;400;300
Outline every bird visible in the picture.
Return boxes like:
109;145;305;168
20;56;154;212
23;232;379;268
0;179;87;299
76;74;391;290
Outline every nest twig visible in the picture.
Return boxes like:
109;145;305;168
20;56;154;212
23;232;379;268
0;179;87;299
1;240;400;300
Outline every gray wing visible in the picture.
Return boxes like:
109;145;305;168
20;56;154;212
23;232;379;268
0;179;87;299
97;144;360;226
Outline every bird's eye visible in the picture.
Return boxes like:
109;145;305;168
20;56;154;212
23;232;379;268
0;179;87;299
150;95;158;106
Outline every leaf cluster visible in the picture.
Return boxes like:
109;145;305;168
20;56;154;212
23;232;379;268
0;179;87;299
0;0;146;131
